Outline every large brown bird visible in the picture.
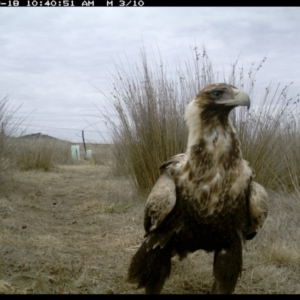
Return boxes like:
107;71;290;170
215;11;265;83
126;83;268;294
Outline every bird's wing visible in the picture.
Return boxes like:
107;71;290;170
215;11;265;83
144;153;186;233
159;153;186;173
144;173;176;233
143;154;186;250
247;181;268;237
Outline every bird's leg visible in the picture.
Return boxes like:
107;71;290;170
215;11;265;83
211;238;242;294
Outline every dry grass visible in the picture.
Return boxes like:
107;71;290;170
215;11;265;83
0;156;299;294
0;95;114;174
88;143;112;166
14;137;78;171
0;159;139;294
1;47;299;294
234;83;300;191
0;96;24;182
4;135;112;172
15;139;57;171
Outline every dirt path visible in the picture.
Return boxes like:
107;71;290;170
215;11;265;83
0;163;145;294
1;163;300;294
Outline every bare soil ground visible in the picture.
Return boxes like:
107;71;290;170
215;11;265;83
0;160;300;294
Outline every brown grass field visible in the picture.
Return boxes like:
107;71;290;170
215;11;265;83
1;51;300;294
0;144;300;294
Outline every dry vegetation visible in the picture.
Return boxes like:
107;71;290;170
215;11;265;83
1;48;300;294
101;49;300;194
0;150;300;294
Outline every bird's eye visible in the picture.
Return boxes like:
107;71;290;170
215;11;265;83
212;91;223;98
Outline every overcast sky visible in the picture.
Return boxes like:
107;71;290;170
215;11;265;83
0;7;299;143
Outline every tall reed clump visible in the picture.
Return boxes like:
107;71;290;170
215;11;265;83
233;82;300;192
0;96;23;183
101;47;299;194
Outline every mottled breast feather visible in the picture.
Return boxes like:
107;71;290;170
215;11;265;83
144;152;268;243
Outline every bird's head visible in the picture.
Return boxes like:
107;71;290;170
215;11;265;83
185;83;250;147
185;83;250;125
195;83;250;111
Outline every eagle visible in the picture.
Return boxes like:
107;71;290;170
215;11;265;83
126;83;268;294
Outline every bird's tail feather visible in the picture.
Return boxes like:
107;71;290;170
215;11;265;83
126;240;172;294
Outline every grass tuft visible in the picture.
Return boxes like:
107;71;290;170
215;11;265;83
100;48;299;193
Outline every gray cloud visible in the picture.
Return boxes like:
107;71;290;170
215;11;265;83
0;7;299;142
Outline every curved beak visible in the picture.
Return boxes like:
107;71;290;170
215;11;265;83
231;88;251;110
216;88;251;110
